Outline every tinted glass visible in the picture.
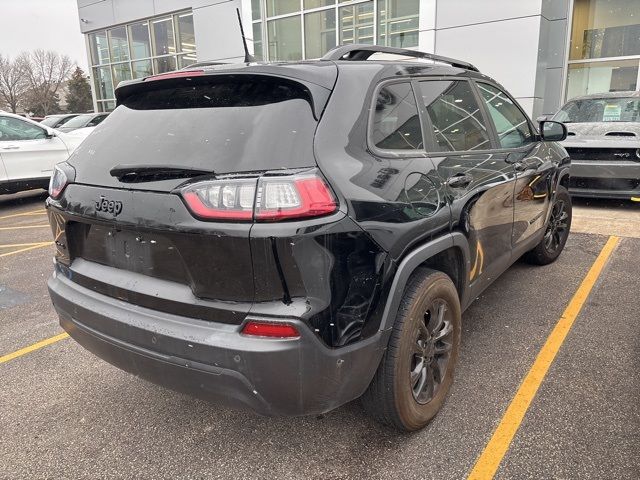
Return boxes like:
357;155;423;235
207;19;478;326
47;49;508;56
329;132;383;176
108;26;129;62
420;81;491;152
175;13;195;55
477;83;534;148
0;117;46;141
371;82;423;150
340;2;374;45
129;22;151;60
377;0;419;47
554;97;640;123
268;16;302;61
151;18;176;56
40;116;64;127
62;114;94;129
89;31;109;65
71;76;320;182
305;10;337;59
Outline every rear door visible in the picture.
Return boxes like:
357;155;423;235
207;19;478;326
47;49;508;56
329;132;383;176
474;81;551;253
0;116;68;181
417;78;516;300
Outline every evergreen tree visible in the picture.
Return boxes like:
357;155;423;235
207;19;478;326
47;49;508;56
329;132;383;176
65;66;93;113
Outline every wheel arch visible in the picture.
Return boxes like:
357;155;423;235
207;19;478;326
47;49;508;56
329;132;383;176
378;233;471;333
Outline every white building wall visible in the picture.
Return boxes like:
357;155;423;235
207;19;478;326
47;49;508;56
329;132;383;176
418;0;570;117
78;0;570;116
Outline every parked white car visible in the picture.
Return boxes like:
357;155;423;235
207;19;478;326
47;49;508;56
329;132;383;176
0;111;90;195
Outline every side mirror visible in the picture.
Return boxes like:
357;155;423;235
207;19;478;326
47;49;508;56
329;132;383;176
539;120;567;142
44;127;56;139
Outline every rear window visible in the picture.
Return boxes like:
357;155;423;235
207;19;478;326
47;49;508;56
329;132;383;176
69;75;320;181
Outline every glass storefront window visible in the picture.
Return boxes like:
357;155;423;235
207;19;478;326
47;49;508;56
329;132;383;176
570;0;640;60
266;0;300;17
108;26;129;63
151;17;176;56
305;9;336;59
89;31;110;65
111;62;132;88
251;0;261;21
131;59;152;79
128;22;151;60
253;22;264;61
93;66;114;100
154;55;177;74
304;0;336;8
339;2;374;45
268;16;302;61
175;13;195;54
88;11;196;109
567;60;639;99
377;0;419;48
177;53;197;69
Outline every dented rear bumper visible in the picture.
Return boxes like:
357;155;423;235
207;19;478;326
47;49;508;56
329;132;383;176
48;268;388;416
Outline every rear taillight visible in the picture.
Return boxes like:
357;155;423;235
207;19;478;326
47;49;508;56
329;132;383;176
255;176;337;221
49;162;75;200
180;171;337;222
241;321;300;339
181;179;257;220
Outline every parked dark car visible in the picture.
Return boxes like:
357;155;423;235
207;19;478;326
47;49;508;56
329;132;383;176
41;113;80;129
56;112;109;132
46;45;571;431
551;91;640;199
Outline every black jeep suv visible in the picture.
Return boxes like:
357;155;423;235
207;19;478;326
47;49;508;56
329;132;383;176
46;45;571;431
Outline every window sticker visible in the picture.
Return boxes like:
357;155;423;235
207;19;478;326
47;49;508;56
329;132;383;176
603;104;621;122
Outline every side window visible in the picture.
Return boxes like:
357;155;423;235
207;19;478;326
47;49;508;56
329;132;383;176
88;115;108;127
419;80;491;152
0;117;47;141
371;82;424;151
477;83;535;149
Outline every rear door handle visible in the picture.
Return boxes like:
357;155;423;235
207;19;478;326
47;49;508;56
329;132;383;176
1;145;19;150
447;173;473;188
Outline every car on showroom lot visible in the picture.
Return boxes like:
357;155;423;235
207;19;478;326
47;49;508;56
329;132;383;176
55;112;109;132
551;91;640;199
0;111;90;195
46;45;571;431
40;113;81;129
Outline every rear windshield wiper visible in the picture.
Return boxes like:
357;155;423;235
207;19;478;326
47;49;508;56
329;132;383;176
110;164;215;183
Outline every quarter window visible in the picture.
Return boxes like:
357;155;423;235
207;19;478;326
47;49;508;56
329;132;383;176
371;82;423;151
419;80;491;152
477;83;535;149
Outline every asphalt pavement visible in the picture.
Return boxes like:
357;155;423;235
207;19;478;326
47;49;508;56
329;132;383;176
0;189;638;479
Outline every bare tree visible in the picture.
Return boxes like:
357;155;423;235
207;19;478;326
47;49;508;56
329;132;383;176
18;50;74;116
0;54;29;113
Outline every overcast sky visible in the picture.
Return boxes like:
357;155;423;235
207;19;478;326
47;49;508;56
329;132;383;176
0;0;88;71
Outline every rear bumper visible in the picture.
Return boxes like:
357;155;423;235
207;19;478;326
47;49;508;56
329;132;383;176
48;270;388;416
569;160;640;199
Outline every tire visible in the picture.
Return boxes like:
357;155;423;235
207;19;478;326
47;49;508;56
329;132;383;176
524;185;572;266
361;268;461;431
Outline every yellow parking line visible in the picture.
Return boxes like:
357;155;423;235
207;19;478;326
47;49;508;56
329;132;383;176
0;242;51;248
0;209;46;220
0;332;69;364
467;235;620;480
0;242;53;258
0;224;49;231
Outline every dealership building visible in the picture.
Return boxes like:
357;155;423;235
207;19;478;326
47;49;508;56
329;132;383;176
76;0;640;116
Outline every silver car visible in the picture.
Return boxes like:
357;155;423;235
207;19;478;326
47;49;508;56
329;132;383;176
551;91;639;199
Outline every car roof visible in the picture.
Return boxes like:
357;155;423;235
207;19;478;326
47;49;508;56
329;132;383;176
566;91;640;101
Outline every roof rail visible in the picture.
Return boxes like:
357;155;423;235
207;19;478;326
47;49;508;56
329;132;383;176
321;44;479;72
